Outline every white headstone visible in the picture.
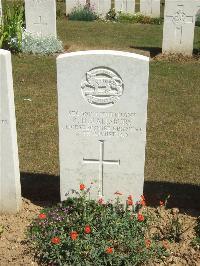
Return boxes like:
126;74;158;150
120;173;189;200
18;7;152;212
162;0;199;55
115;0;135;14
0;0;2;18
0;49;21;213
140;0;160;17
25;0;57;37
90;0;111;17
57;50;149;204
66;0;86;15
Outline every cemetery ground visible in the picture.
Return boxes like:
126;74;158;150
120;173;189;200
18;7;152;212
1;18;200;265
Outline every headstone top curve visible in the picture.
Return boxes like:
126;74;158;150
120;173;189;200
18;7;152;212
57;50;149;62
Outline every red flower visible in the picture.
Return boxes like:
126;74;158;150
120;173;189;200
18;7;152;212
80;183;85;191
162;240;169;249
127;195;133;206
137;213;144;222
159;201;164;207
98;197;104;204
106;247;113;254
51;237;60;244
127;199;133;206
84;225;91;234
128;195;133;200
114;191;123;196
141;195;145;201
145;239;151;248
70;231;78;240
38;213;46;219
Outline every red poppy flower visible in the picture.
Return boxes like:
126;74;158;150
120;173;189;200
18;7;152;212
159;201;164;207
51;237;60;244
127;199;133;206
162;240;169;249
145;239;151;248
140;199;146;206
80;183;85;191
84;225;91;234
70;231;78;240
114;191;123;196
106;247;113;254
137;213;144;222
141;195;145;201
128;195;133;200
38;213;46;219
98;197;104;204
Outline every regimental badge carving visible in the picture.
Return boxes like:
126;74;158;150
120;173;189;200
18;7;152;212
81;67;124;107
172;10;186;27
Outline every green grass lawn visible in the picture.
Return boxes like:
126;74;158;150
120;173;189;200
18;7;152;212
12;18;200;207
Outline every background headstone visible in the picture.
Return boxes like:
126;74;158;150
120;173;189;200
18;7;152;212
0;0;2;18
162;0;198;55
66;0;86;15
25;0;57;37
140;0;160;17
0;49;21;213
115;0;135;14
90;0;111;17
57;50;149;204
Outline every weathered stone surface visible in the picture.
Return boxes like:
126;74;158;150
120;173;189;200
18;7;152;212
162;0;200;55
0;49;21;213
57;50;149;204
25;0;57;37
66;0;86;15
115;0;135;14
140;0;160;17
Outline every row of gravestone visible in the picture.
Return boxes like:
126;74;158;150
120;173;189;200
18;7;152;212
0;48;149;213
65;0;160;18
1;0;200;55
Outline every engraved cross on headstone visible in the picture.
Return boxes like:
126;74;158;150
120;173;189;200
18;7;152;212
34;16;47;26
83;140;120;197
165;5;194;44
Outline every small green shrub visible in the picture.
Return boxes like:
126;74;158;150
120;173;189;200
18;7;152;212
195;13;200;27
106;8;117;21
116;12;163;25
68;4;98;21
192;217;200;249
0;1;24;53
22;31;63;55
27;185;167;265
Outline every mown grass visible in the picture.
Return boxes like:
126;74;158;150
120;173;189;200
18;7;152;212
12;16;200;206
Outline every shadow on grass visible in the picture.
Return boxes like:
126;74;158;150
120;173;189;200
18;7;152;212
21;172;200;210
129;46;162;57
130;46;200;58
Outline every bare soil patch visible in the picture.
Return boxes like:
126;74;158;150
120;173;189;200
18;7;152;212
0;198;199;266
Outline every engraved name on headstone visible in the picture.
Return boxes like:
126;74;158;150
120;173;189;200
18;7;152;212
0;49;21;213
25;0;57;37
57;50;149;204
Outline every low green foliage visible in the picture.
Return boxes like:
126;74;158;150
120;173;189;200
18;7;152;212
106;8;117;21
116;12;162;25
68;4;98;21
192;217;200;249
22;31;63;55
0;1;24;53
27;186;167;265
